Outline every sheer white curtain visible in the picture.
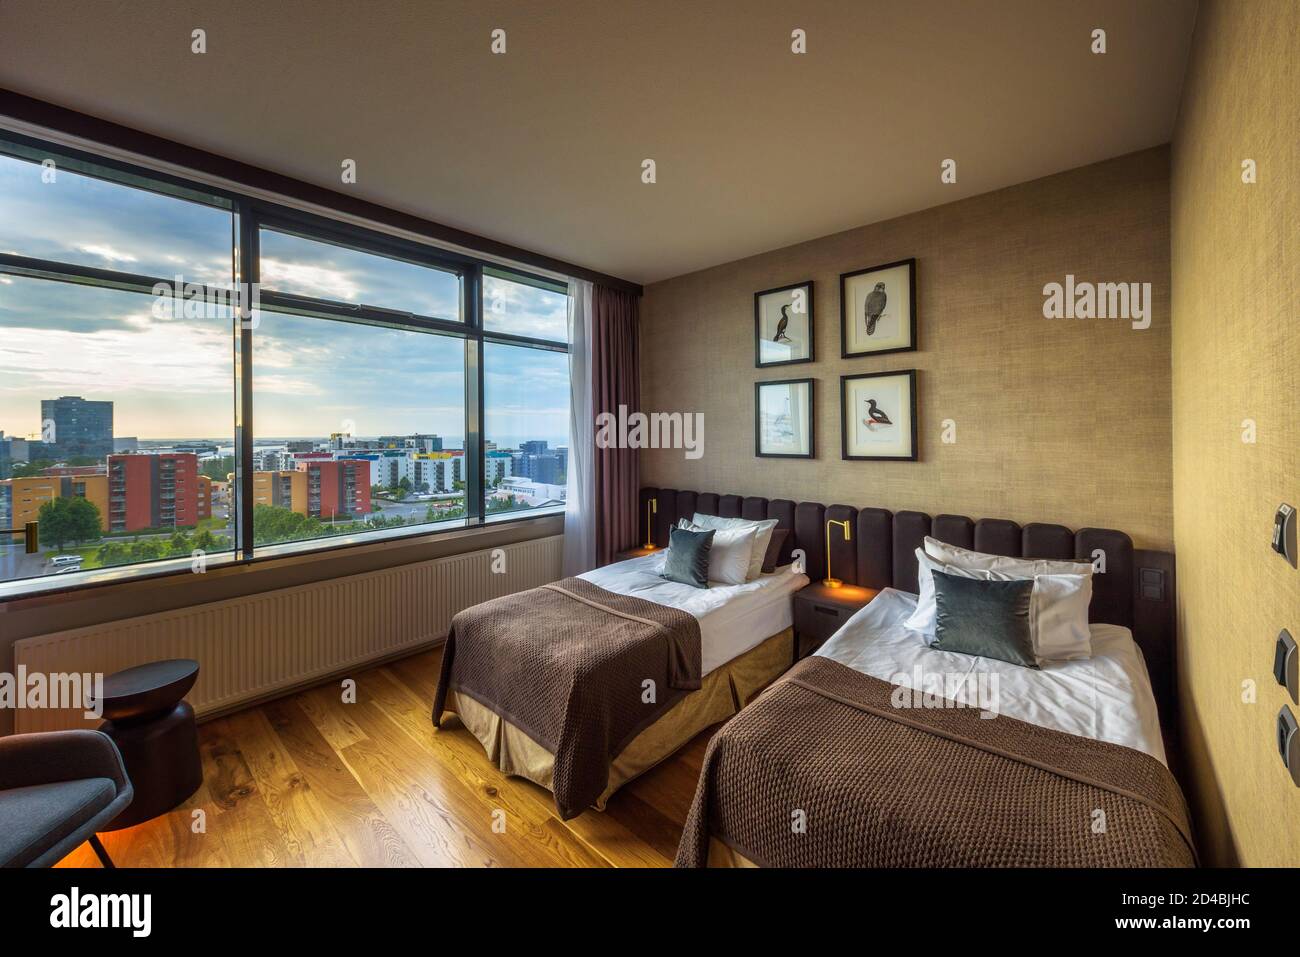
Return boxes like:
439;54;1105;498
562;278;596;576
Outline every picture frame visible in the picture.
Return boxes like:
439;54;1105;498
754;377;815;459
840;369;918;461
754;280;814;367
840;257;917;358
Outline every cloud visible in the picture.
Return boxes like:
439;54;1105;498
76;243;138;264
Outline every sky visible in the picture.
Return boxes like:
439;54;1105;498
0;151;570;448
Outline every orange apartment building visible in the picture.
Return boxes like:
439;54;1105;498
251;460;371;520
0;473;110;533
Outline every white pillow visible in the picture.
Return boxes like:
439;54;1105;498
983;569;1093;661
676;519;758;586
909;547;1093;662
904;549;993;638
690;513;777;581
923;536;1093;579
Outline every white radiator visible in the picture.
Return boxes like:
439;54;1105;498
11;534;563;733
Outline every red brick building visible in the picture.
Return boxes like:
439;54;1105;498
107;453;200;532
295;459;371;520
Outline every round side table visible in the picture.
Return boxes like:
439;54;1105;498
94;659;203;830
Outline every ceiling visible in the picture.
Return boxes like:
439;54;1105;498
0;0;1197;286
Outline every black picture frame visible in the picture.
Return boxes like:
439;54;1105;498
840;369;918;461
754;377;816;459
839;257;917;358
754;280;815;368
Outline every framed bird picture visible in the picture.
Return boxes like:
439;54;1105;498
840;258;916;358
755;378;815;458
840;369;917;461
754;280;814;367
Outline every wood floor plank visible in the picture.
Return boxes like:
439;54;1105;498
199;715;306;867
54;642;714;868
225;708;357;867
297;682;370;751
367;666;611;867
262;697;420;868
335;693;526;866
391;647;675;867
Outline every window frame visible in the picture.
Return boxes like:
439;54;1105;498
0;130;571;601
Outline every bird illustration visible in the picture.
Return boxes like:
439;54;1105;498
864;398;892;429
773;304;792;342
864;282;887;336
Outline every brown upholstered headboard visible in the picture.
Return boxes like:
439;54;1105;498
639;486;1177;724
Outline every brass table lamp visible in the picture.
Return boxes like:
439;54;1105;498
824;518;852;587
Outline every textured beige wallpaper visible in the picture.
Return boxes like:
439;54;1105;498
1172;0;1300;866
641;149;1173;549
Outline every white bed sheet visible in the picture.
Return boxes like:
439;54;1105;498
579;554;809;675
816;588;1167;764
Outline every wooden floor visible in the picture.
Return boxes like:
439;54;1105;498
56;646;709;868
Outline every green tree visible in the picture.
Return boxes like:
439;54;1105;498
37;497;102;552
253;504;324;545
97;541;131;567
200;455;235;482
130;539;164;562
12;459;55;478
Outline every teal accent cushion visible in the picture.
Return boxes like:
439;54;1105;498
660;526;714;588
932;570;1038;669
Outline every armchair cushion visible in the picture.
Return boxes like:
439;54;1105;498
0;730;134;867
0;778;117;868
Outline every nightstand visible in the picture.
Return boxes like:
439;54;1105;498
793;582;879;662
613;545;662;564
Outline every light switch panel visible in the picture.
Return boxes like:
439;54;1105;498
1273;504;1297;567
1275;629;1299;704
1279;707;1300;787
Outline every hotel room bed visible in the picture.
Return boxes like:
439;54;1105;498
432;552;808;819
676;588;1195;868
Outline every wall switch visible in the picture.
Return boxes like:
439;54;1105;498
1275;629;1299;704
1138;567;1165;601
1273;504;1297;567
1279;707;1300;787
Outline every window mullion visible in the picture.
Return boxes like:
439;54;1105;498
465;266;485;525
235;206;258;561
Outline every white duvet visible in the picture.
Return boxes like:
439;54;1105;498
579;553;809;675
817;588;1167;764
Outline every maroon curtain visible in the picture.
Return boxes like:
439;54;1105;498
591;285;640;565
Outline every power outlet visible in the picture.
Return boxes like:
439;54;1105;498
1279;707;1300;787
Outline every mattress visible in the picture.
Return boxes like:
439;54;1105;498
815;587;1167;764
578;554;809;675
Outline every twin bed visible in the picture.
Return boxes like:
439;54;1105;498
433;550;807;818
432;489;1195;867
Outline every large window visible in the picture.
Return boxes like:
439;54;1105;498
251;312;467;549
484;341;570;519
0;131;570;597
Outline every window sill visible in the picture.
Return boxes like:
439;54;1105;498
0;511;563;608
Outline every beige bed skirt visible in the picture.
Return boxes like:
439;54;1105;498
441;626;794;812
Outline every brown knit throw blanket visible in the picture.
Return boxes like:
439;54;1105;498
676;656;1195;867
433;576;702;820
